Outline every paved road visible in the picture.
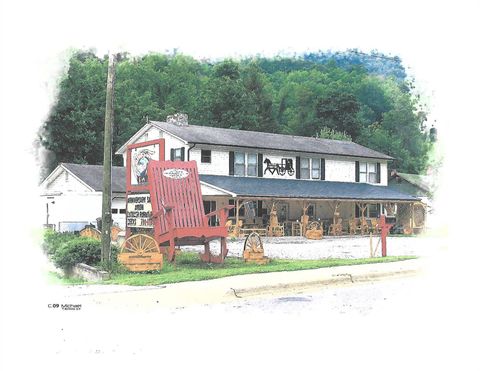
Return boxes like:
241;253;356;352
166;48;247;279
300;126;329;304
178;274;420;316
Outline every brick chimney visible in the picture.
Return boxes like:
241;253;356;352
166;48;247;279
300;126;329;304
166;113;188;126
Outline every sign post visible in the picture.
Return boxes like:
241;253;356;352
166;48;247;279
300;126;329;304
379;214;394;257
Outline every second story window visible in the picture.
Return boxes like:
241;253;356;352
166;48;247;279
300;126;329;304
201;150;211;163
359;162;379;183
311;159;320;179
247;153;257;177
233;152;257;177
234;152;245;176
171;147;184;161
300;158;310;179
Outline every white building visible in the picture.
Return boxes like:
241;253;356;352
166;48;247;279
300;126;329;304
40;163;126;232
41;114;420;233
116;115;418;232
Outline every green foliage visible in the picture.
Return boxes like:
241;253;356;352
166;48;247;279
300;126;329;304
41;50;432;175
42;229;76;256
81;252;416;286
316;127;352;141
52;237;101;270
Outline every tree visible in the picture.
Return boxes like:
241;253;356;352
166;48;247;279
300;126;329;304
315;92;361;140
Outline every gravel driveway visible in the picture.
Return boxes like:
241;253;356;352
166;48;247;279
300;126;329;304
183;235;444;259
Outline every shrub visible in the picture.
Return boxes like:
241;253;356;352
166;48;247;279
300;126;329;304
52;237;101;271
42;229;76;256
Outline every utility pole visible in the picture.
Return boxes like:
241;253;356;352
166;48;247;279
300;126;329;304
101;53;116;266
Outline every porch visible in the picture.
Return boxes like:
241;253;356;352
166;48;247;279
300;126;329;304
200;175;425;238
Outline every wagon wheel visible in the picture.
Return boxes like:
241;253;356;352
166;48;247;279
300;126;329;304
243;232;263;253
121;234;160;255
287;168;295;176
278;167;286;176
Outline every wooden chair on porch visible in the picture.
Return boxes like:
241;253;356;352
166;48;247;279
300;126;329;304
348;218;358;235
267;203;284;237
147;160;234;263
328;217;343;236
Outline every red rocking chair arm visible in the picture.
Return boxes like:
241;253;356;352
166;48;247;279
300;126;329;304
205;205;234;225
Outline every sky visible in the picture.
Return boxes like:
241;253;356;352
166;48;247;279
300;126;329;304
1;0;479;369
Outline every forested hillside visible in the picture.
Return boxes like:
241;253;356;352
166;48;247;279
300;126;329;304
41;50;433;175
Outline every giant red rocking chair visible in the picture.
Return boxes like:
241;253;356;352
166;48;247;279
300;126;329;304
147;160;233;263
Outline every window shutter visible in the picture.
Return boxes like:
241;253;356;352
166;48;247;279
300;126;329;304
321;158;325;180
355;204;359;218
296;156;301;179
229;151;234;176
355;161;360;182
377;162;381;183
170;148;174;161
257;200;263;217
180;147;185;161
257;153;263;177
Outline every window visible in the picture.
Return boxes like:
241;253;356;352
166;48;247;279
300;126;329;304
359;162;378;183
111;208;118;214
172;148;183;161
203;200;218;226
368;163;377;183
359;162;368;182
234;152;245;176
311;159;320;179
247;153;257;177
300;158;310;179
368;204;380;218
233;152;257;177
119;209;126;214
201;149;211;163
306;204;315;218
228;199;244;218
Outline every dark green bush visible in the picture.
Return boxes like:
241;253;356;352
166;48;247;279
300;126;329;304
42;229;76;256
52;237;101;270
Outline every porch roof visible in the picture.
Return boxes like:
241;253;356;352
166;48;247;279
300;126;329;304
199;175;419;202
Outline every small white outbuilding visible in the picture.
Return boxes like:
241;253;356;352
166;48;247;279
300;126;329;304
39;163;126;232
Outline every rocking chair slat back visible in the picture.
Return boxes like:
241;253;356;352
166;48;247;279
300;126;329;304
148;160;206;235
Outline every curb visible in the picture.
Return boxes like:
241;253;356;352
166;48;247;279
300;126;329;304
230;266;420;298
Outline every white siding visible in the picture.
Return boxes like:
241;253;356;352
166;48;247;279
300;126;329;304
42;193;102;230
45;168;92;193
191;148;230;176
326;158;356;182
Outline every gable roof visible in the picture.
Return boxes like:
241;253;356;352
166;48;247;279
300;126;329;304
200;175;418;201
60;163;126;193
117;120;393;160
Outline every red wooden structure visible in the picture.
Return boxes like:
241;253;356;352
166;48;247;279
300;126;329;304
147;160;233;263
379;215;395;257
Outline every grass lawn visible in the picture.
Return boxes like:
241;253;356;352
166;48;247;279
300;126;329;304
51;252;417;286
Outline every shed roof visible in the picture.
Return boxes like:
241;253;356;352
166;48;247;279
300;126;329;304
125;121;394;160
393;172;434;194
62;163;126;193
200;175;418;201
